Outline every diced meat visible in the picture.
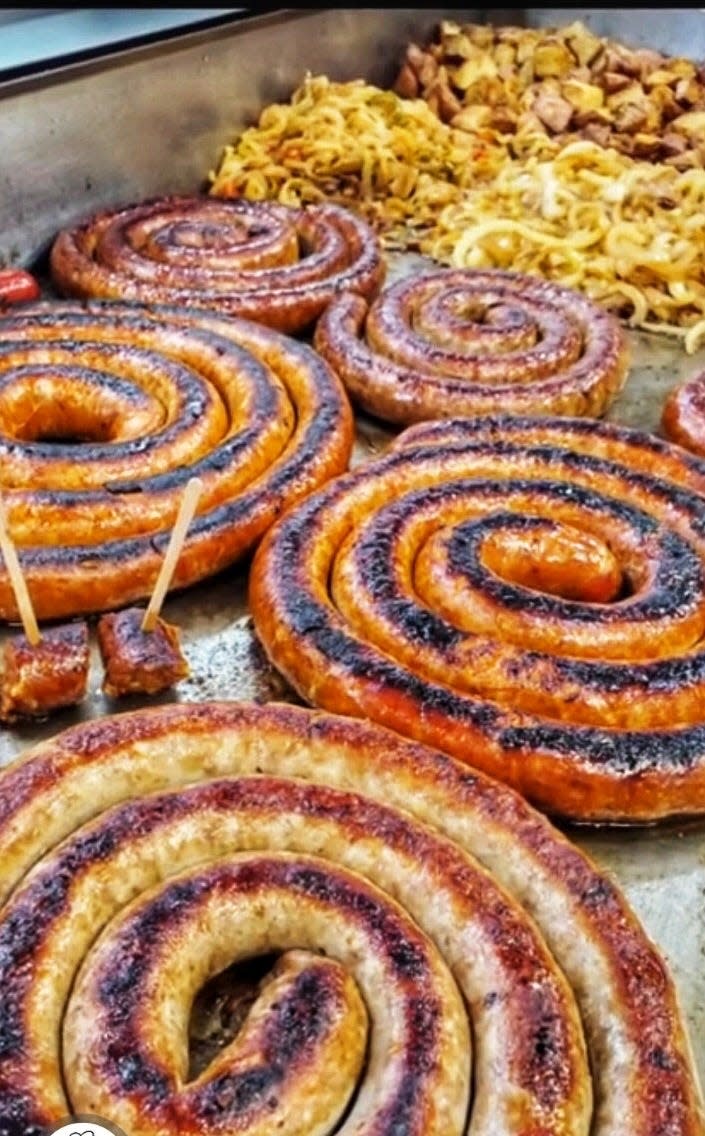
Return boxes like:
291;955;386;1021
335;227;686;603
97;606;189;698
532;89;574;132
0;621;89;722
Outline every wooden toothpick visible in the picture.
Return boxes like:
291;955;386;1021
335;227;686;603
0;495;41;646
141;476;204;633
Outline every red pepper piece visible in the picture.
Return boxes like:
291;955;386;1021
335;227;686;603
0;268;41;305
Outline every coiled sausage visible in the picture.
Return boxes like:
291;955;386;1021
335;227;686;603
0;701;701;1135
49;195;385;335
0;300;353;620
250;412;705;823
313;268;629;424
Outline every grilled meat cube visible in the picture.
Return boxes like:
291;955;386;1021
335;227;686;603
0;621;89;722
97;606;189;698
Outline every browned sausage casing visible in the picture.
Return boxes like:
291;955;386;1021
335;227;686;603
313;268;629;425
250;412;705;824
49;195;385;335
0;701;701;1135
661;369;705;457
0;300;353;621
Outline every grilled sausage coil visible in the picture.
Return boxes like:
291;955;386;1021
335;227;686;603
0;701;701;1135
313;268;629;425
250;413;705;824
49;195;385;335
0;300;353;621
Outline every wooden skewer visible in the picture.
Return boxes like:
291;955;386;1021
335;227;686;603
141;476;204;633
0;495;41;647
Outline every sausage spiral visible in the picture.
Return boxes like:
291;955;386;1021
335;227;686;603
49;195;385;335
0;701;701;1136
0;300;353;621
661;369;705;457
313;268;629;425
250;412;705;824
